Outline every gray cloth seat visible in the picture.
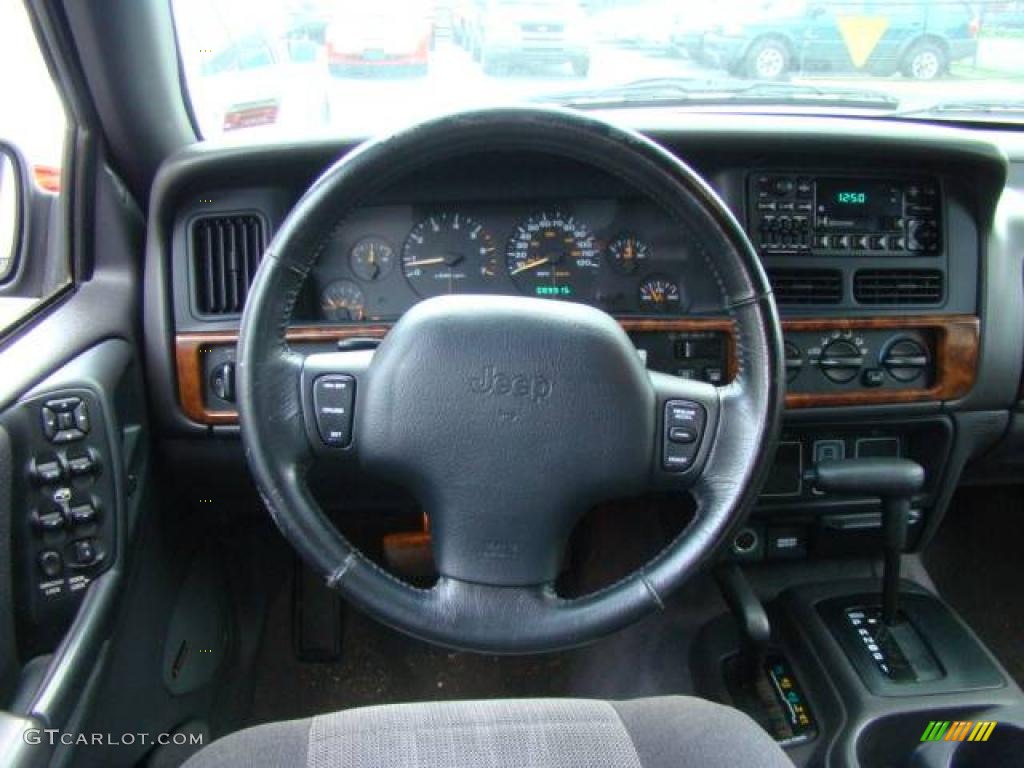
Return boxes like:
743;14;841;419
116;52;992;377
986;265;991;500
183;696;794;767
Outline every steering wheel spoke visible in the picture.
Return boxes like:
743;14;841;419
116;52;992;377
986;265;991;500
299;349;375;457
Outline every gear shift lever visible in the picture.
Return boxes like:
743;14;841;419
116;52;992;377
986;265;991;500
809;458;925;625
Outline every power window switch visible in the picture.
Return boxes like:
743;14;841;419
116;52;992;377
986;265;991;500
69;504;98;526
33;508;65;532
31;458;65;485
67;452;98;477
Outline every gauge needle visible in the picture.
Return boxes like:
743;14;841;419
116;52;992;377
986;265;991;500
405;257;447;268
510;256;550;276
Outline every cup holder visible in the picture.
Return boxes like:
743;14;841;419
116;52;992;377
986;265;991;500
857;708;1024;768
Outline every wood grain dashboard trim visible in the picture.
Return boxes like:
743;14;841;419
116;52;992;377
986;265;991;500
174;314;979;424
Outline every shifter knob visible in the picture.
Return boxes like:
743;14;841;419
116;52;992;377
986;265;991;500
810;457;924;498
808;457;925;626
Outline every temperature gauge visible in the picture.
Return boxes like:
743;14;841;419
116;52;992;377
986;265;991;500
639;276;681;314
320;279;366;322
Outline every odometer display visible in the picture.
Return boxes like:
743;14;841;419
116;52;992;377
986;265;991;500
506;212;600;299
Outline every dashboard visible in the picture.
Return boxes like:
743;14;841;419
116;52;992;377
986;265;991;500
150;118;1018;439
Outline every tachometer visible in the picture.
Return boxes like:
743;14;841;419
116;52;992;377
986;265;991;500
320;279;366;322
402;213;497;297
506;212;600;299
639;276;681;314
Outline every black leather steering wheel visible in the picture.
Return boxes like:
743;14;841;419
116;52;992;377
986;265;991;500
237;108;784;653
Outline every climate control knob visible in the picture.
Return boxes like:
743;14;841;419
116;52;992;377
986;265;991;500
881;337;929;383
819;338;864;384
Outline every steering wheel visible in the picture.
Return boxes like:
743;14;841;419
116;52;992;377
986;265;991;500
237;108;784;654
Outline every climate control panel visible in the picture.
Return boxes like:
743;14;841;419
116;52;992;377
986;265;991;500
784;328;933;396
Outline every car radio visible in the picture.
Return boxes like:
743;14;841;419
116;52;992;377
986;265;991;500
748;174;942;257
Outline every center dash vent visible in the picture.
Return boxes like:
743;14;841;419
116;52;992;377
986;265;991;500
191;214;266;315
767;268;842;305
854;270;943;305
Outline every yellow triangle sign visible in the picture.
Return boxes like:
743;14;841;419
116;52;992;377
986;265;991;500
837;16;890;68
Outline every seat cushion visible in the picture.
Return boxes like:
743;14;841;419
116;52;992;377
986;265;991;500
184;696;793;768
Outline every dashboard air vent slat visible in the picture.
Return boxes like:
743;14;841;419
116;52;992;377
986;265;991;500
767;268;842;305
854;270;943;305
192;214;266;315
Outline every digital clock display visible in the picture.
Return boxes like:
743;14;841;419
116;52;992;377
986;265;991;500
835;191;867;204
816;178;902;223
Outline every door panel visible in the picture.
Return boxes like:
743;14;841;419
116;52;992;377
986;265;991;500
0;144;147;766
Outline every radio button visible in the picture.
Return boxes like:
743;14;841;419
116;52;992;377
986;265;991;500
774;178;795;195
869;234;886;250
886;235;905;251
778;201;795;212
796;178;813;197
796;201;813;213
757;201;777;212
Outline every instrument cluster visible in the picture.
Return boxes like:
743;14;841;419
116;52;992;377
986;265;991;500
311;199;714;322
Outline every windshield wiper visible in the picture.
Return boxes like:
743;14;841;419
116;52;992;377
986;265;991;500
894;99;1024;118
534;77;900;111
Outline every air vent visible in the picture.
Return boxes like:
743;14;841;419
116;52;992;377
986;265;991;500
767;268;842;305
191;214;266;315
854;270;943;305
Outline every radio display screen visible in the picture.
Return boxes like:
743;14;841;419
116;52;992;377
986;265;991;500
816;179;902;228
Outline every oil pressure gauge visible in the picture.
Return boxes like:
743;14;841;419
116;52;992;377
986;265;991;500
607;234;650;275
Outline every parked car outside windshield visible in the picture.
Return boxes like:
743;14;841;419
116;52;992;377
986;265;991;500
171;0;1024;139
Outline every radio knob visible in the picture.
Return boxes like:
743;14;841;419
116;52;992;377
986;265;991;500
819;338;864;384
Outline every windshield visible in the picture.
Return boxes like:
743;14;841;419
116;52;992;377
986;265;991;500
172;0;1024;138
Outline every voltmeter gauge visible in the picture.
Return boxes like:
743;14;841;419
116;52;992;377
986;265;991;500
639;276;681;313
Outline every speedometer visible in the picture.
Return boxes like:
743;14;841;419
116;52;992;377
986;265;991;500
506;212;600;299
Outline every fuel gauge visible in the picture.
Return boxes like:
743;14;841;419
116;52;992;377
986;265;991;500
320;279;366;322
